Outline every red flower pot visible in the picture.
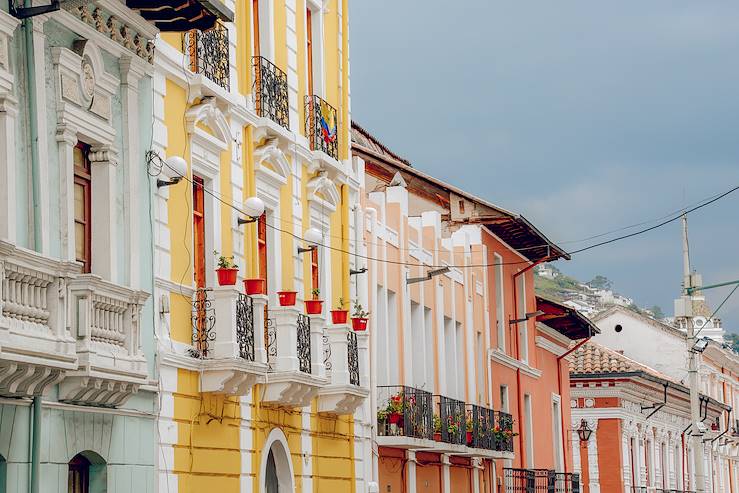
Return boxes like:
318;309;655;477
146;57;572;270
388;412;402;425
277;291;297;306
331;310;349;324
351;317;368;331
466;431;473;445
215;268;238;286
244;278;265;295
304;299;324;315
433;432;442;442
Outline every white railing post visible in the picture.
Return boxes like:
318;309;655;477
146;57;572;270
311;314;327;378
356;330;369;388
274;306;300;372
251;294;268;365
211;286;240;359
326;324;349;385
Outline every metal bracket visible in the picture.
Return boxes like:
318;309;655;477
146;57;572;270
11;0;59;19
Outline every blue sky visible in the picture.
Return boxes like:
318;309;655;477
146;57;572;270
349;1;739;330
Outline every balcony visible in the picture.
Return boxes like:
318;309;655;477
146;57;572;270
183;22;230;91
261;306;328;408
502;468;580;493
189;288;268;395
466;404;515;455
0;242;78;397
253;56;290;131
377;385;434;448
317;324;369;414
431;394;466;453
305;95;339;161
59;275;150;407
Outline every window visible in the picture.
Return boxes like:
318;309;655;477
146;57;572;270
524;393;534;468
68;454;90;493
310;247;319;292
500;385;509;412
552;396;563;472
630;437;637;487
645;439;653;486
424;307;434;391
444;316;456;396
192;176;206;288
306;7;314;97
387;290;398;383
517;274;528;363
376;286;388;385
258;214;268;288
661;442;668;489
476;331;484;402
252;0;260;57
411;301;424;388
455;321;464;400
73;142;92;273
494;254;504;350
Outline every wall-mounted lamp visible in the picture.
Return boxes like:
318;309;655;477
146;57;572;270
509;310;545;325
237;196;265;225
297;227;322;254
577;420;592;442
350;267;367;276
691;337;710;353
149;151;188;188
407;266;450;285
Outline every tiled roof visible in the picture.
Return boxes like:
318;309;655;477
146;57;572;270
351;121;412;166
569;340;676;384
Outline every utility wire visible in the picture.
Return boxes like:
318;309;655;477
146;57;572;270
694;283;739;339
158;158;739;270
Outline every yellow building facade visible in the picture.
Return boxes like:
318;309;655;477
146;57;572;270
150;1;371;491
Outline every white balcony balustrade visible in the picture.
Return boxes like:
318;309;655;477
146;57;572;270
60;275;150;407
318;324;369;415
193;288;268;395
261;306;328;408
0;241;78;397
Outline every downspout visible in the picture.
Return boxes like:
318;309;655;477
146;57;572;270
511;259;546;467
557;335;592;474
30;395;41;493
22;4;42;251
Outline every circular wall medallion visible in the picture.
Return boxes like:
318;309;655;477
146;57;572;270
584;398;595;408
81;59;95;101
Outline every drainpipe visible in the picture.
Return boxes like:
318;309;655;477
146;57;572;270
30;395;41;493
557;336;592;473
511;259;546;467
22;4;42;251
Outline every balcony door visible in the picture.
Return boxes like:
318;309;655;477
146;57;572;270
306;7;314;98
193;175;206;289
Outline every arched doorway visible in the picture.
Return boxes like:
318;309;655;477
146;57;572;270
260;429;295;493
68;451;106;493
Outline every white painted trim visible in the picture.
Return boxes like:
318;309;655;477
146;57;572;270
536;336;568;357
488;349;542;378
260;427;296;493
536;322;573;346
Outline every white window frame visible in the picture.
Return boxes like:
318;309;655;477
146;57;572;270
494;253;505;350
517;274;529;363
524;393;534;468
305;0;325;97
551;393;564;472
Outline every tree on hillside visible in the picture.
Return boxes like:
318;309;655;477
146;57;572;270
649;305;665;319
588;275;613;290
725;333;739;354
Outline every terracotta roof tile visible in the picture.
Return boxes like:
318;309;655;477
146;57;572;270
569;340;676;383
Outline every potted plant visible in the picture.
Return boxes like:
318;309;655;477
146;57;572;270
351;299;370;331
304;288;323;315
331;297;349;324
277;289;298;306
214;251;239;286
377;409;388;431
433;414;442;441
465;417;474;446
244;278;265;295
387;391;404;426
447;416;461;438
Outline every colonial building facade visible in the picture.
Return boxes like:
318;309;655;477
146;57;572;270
152;0;370;491
352;123;595;493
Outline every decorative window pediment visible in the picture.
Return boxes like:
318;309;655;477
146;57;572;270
254;138;291;185
306;170;339;212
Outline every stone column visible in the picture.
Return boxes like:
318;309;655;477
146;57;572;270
441;454;451;493
406;450;417;493
0;96;17;243
57;126;77;263
89;146;118;281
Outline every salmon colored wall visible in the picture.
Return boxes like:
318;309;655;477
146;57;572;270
597;419;624;493
450;463;472;493
416;452;442;493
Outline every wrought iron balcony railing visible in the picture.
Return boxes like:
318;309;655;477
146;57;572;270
305;94;339;160
347;331;360;386
630;488;647;493
467;404;494;449
253;56;290;130
236;294;255;361
495;410;515;452
377;385;433;440
435;394;466;445
183;22;230;90
192;288;216;357
503;469;580;493
655;490;696;493
297;313;311;373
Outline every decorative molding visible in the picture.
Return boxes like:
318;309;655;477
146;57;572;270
306;170;340;211
536;335;567;357
488;349;542;378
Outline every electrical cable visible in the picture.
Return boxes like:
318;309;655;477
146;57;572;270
694;283;739;339
159;157;739;271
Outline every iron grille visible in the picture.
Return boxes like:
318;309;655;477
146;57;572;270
630;488;647;493
191;288;215;357
347;330;360;386
236;294;255;361
323;333;332;371
467;404;495;449
435;395;466;445
305;94;338;160
297;313;311;374
655;490;695;493
183;22;230;90
495;410;515;452
253;56;289;130
265;316;276;370
553;473;580;493
377;385;433;440
503;469;554;493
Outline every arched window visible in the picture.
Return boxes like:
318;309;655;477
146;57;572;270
68;452;106;493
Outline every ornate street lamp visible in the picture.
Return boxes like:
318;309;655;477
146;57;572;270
577;420;592;442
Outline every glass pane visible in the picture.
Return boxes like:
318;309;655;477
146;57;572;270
75;223;85;261
74;183;85;221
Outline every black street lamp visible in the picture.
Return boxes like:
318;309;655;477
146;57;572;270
577;420;592;442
